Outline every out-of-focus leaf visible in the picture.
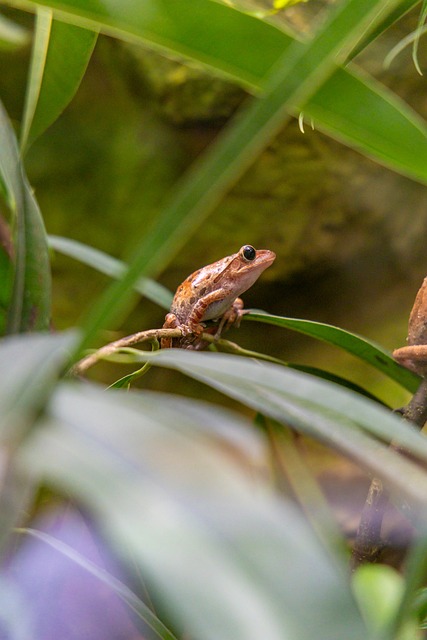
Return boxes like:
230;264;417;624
352;565;405;635
0;575;33;639
386;534;427;637
48;235;172;310
0;331;77;441
0;216;13;334
20;383;369;640
412;0;427;74
0;13;30;50
20;9;97;151
19;528;180;640
0;331;77;553
130;349;427;511
0;101;51;332
246;312;420;392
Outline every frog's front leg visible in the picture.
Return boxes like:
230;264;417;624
188;293;246;341
214;297;246;339
161;313;180;349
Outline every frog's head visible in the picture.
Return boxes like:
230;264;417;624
222;245;276;296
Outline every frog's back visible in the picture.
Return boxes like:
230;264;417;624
169;255;233;323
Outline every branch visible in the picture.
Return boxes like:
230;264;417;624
71;328;183;375
351;378;427;570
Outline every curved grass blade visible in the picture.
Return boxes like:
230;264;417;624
48;235;172;310
245;312;420;393
0;101;51;332
0;13;30;50
130;349;427;512
18;528;180;640
20;9;97;151
412;0;427;75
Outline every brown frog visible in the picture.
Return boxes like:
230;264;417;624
161;245;276;349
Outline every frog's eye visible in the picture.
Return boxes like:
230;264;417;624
241;245;256;261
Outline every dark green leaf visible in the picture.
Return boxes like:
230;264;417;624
0;101;51;333
21;9;97;150
246;312;420;392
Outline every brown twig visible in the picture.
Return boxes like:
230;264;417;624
351;275;427;570
71;328;183;375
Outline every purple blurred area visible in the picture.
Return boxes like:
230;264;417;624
1;507;149;640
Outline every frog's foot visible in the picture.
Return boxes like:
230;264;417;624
162;313;200;348
162;319;206;349
213;298;247;340
179;322;207;349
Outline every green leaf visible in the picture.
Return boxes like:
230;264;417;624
20;9;97;151
0;100;51;333
0;13;30;50
9;0;427;184
20;383;369;640
306;65;427;184
352;565;405;634
48;235;172;310
0;331;77;553
5;0;288;89
245;312;421;393
69;0;406;356
132;350;427;511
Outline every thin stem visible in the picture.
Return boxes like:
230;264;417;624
71;328;183;375
351;378;427;570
